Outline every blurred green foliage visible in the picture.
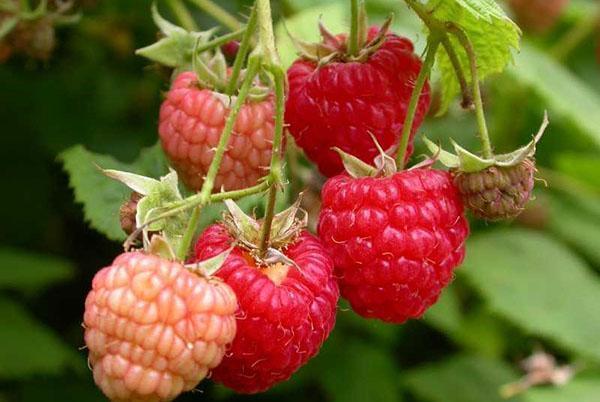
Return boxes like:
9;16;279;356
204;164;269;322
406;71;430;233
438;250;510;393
1;0;600;401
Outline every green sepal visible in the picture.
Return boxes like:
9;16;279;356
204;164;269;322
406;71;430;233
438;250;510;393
136;3;217;68
147;235;177;261
104;168;189;253
334;147;377;178
186;247;232;277
422;112;549;172
221;197;307;266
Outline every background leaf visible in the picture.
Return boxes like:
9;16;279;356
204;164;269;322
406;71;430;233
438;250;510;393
0;297;82;379
59;143;168;241
0;248;73;293
461;229;600;361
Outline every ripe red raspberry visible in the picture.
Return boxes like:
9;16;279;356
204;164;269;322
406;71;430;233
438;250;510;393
453;158;536;221
192;225;339;393
286;27;431;177
509;0;570;33
318;169;469;323
159;72;274;191
84;252;237;401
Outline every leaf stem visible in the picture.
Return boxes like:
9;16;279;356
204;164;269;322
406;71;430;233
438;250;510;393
395;37;439;168
447;24;493;159
226;4;257;96
348;0;360;56
186;0;241;31
165;0;198;31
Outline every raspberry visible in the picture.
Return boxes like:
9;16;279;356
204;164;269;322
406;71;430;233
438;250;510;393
453;158;536;221
318;169;469;323
192;225;339;393
84;252;237;401
159;72;274;191
508;0;570;33
286;27;431;177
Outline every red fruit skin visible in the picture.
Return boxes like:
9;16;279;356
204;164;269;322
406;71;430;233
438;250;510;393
192;226;339;394
159;72;274;191
318;169;469;323
286;29;431;177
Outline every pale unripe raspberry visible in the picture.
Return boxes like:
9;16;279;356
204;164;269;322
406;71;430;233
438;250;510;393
84;252;237;402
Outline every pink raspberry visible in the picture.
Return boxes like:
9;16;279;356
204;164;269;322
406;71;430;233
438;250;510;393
159;72;274;191
84;252;237;401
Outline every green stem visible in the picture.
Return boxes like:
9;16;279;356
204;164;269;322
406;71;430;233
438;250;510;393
348;0;360;56
226;4;257;96
186;0;241;31
255;0;279;65
257;66;286;257
198;55;260;202
195;27;245;54
165;0;198;31
447;24;493;159
174;56;260;261
395;37;440;168
176;206;201;260
440;35;472;109
550;9;600;61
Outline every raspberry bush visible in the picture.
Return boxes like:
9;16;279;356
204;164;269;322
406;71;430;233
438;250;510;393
3;0;600;402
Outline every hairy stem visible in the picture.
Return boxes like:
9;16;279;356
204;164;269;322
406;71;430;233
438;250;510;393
255;0;279;65
348;0;360;56
447;24;493;159
226;5;257;96
187;0;241;31
395;37;439;168
166;0;198;31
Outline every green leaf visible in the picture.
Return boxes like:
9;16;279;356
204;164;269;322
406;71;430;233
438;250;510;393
59;143;168;242
428;0;521;113
404;354;519;402
0;248;73;293
508;44;600;150
0;297;82;379
462;229;600;361
526;379;600;402
554;154;600;191
546;192;600;266
313;332;401;402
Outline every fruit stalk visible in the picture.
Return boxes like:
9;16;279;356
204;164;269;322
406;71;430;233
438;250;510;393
348;0;360;56
254;0;286;257
166;0;198;31
187;0;241;31
226;4;257;95
395;36;440;168
447;24;493;159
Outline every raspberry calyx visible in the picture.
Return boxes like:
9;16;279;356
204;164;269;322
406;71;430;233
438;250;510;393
424;113;549;221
